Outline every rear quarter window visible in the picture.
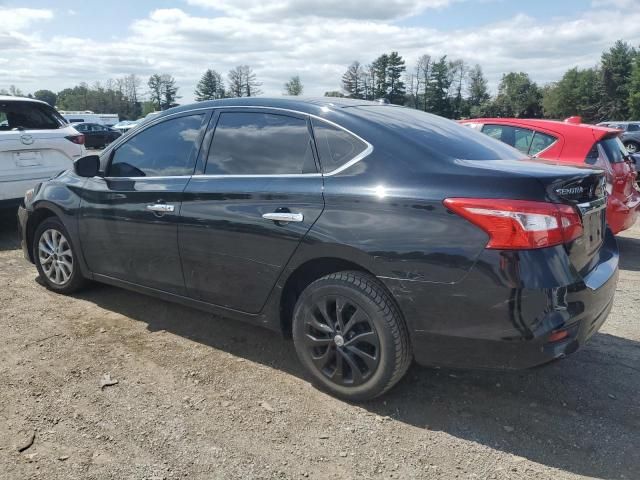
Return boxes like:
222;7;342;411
311;119;369;173
0;101;64;130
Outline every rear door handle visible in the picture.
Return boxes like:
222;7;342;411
262;212;304;223
146;204;175;213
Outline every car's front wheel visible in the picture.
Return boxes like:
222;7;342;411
624;141;639;154
292;271;412;401
33;217;85;294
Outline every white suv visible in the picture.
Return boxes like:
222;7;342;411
0;96;85;208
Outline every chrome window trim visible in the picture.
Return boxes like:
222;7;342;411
101;104;374;179
200;106;373;177
193;173;323;179
102;175;192;181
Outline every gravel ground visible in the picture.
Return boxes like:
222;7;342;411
0;208;638;480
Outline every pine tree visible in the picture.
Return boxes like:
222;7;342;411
159;74;179;110
147;74;163;110
342;61;364;98
467;64;490;117
600;40;635;120
371;54;389;99
628;56;640;119
195;69;225;101
284;75;304;95
427;56;453;117
386;51;406;105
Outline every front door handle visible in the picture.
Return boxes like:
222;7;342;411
262;212;304;223
146;204;175;213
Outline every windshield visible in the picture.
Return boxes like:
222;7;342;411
0;101;65;130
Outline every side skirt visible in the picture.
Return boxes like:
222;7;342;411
91;273;280;332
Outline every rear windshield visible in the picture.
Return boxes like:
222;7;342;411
0;101;65;130
587;137;628;164
349;106;527;161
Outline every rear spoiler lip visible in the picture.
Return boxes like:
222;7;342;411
592;127;622;142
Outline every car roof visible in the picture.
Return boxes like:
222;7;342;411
158;97;395;119
0;95;49;106
461;117;619;141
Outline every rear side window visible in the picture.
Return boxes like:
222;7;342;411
529;132;557;156
109;114;204;177
205;112;316;175
0;101;64;130
482;124;535;155
627;123;640;132
312;119;369;173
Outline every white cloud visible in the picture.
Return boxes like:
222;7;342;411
1;2;639;104
0;7;53;30
185;0;455;20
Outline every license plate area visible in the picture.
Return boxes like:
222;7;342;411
14;151;43;167
580;207;606;256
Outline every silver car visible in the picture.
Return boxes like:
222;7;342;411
597;121;640;154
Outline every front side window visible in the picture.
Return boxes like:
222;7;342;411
109;114;204;177
205;112;315;175
312;119;368;173
0;101;64;130
627;123;640;132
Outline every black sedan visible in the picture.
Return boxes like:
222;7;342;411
18;98;618;400
71;122;121;149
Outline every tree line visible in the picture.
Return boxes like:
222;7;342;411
335;39;640;123
1;66;304;120
3;39;640;123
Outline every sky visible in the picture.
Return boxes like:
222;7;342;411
1;0;640;104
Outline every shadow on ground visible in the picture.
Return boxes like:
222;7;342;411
0;208;20;252
3;210;638;479
617;234;640;271
76;282;640;480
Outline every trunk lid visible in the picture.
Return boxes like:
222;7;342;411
460;158;607;276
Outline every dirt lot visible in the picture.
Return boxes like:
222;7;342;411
0;208;638;480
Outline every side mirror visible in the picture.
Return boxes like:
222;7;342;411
74;155;100;177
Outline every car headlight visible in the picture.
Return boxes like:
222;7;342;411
24;188;35;204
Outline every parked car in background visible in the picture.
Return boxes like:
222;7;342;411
460;118;640;234
597;121;640;154
59;111;119;127
0;96;85;208
18;98;618;400
70;122;121;149
112;120;139;135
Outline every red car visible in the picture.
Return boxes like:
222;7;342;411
460;118;640;234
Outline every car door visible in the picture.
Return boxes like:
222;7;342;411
78;111;210;295
179;108;324;313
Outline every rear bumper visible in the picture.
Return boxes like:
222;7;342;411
608;191;639;234
382;230;619;370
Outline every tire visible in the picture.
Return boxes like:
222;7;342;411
292;271;412;401
33;217;86;294
624;141;639;154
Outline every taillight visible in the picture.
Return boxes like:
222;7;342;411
443;198;583;249
65;134;85;145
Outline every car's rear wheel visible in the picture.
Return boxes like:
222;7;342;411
33;217;85;294
624;141;639;154
292;271;412;401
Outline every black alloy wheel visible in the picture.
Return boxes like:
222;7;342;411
292;271;412;401
302;294;381;386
